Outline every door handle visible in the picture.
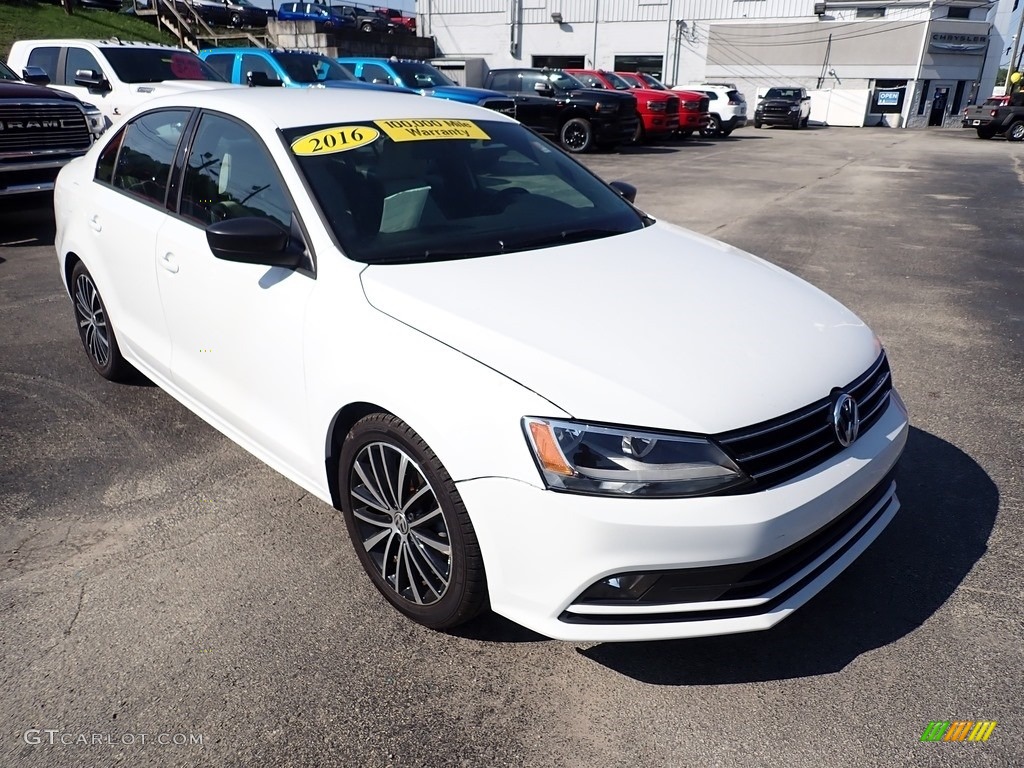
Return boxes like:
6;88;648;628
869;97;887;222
88;215;102;232
159;252;179;274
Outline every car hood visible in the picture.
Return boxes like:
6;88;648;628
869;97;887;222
571;88;635;104
0;80;85;102
759;98;799;107
322;81;417;94
423;85;509;103
360;223;881;434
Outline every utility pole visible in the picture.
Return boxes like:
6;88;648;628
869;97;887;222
1006;8;1024;94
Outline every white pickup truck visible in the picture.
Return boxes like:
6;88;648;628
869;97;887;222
6;39;238;132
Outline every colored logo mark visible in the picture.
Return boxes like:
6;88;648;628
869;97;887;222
920;721;997;742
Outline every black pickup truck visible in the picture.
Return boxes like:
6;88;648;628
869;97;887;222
483;68;638;153
0;61;101;197
962;92;1024;140
754;86;811;129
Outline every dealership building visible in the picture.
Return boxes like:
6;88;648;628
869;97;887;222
417;0;1010;128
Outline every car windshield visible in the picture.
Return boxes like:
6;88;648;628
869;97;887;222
101;48;224;83
601;72;631;90
390;61;455;88
546;71;585;91
765;88;800;99
276;53;356;83
0;61;18;80
284;119;647;264
638;73;667;90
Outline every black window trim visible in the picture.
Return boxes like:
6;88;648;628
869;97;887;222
172;108;317;278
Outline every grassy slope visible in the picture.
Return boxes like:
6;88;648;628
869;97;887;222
0;2;175;61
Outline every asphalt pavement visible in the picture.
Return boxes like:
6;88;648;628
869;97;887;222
1;125;1021;767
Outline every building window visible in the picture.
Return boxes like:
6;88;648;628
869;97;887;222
856;6;886;17
871;79;906;113
917;79;930;115
947;6;971;17
531;55;585;69
613;55;664;80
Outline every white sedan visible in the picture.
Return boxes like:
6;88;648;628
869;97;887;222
53;88;908;642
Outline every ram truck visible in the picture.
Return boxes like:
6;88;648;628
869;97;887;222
962;92;1024;140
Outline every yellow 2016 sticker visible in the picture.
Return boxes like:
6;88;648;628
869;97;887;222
291;126;380;156
374;118;490;142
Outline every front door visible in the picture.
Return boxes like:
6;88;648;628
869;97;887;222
154;111;316;476
929;87;949;126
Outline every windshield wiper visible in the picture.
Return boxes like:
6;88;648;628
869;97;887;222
507;227;626;251
367;245;505;264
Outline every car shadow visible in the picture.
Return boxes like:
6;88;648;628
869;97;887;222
0;195;56;248
571;426;996;682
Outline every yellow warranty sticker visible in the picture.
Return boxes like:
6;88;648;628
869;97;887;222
291;126;380;156
374;118;490;142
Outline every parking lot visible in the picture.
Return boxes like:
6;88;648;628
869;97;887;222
1;125;1021;767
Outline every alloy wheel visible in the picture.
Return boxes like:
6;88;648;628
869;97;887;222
348;442;452;605
74;273;110;368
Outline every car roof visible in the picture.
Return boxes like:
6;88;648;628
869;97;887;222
17;38;187;51
133;87;518;130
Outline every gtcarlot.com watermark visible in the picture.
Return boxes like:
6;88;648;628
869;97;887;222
24;729;203;746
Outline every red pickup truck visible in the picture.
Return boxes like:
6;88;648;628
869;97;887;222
374;7;416;33
566;68;679;143
614;71;710;139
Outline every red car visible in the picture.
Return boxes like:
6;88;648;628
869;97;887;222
616;71;710;138
566;68;679;143
374;6;416;33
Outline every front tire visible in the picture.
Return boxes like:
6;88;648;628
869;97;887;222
360;21;374;32
631;120;646;145
559;117;594;153
754;119;762;129
700;115;720;137
339;413;488;630
70;261;132;382
1005;121;1024;142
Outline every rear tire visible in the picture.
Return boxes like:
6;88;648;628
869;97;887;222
976;126;996;139
339;413;488;630
559;117;594;153
719;128;733;137
677;129;693;139
700;115;720;137
1006;121;1024;142
70;261;132;382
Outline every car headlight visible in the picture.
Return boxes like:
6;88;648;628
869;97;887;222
81;102;106;138
647;100;667;112
790;105;800;112
595;101;619;113
523;417;750;497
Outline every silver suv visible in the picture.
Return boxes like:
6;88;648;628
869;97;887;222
674;83;747;137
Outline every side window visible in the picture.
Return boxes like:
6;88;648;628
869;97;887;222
519;72;546;91
27;46;60;83
64;47;103;84
360;63;393;85
112;110;191;205
179;113;293;230
95;127;126;184
240;53;276;81
204;53;235;81
488;72;519;92
705;91;718;101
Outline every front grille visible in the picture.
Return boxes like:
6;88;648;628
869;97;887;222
0;102;91;155
715;352;893;488
763;105;794;117
561;471;896;625
665;96;679;115
481;98;516;118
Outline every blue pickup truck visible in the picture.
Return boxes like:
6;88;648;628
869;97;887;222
337;57;514;115
198;48;414;93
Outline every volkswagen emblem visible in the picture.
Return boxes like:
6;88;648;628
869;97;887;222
831;392;860;448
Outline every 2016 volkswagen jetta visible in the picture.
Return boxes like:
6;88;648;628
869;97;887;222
53;88;908;641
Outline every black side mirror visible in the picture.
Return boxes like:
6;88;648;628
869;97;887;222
21;66;50;86
533;81;554;96
610;180;637;203
74;69;111;92
206;216;303;268
247;70;281;87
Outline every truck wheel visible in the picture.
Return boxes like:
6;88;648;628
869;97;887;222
632;121;646;145
976;126;996;139
1006;121;1024;142
719;129;733;138
361;21;374;32
559;117;593;153
677;129;693;139
754;120;762;129
801;116;810;128
792;115;802;129
700;115;720;137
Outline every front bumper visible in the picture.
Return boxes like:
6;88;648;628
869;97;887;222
593;113;640;145
756;111;801;125
456;391;908;642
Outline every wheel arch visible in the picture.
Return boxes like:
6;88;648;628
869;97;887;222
324;400;394;509
63;252;82;297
